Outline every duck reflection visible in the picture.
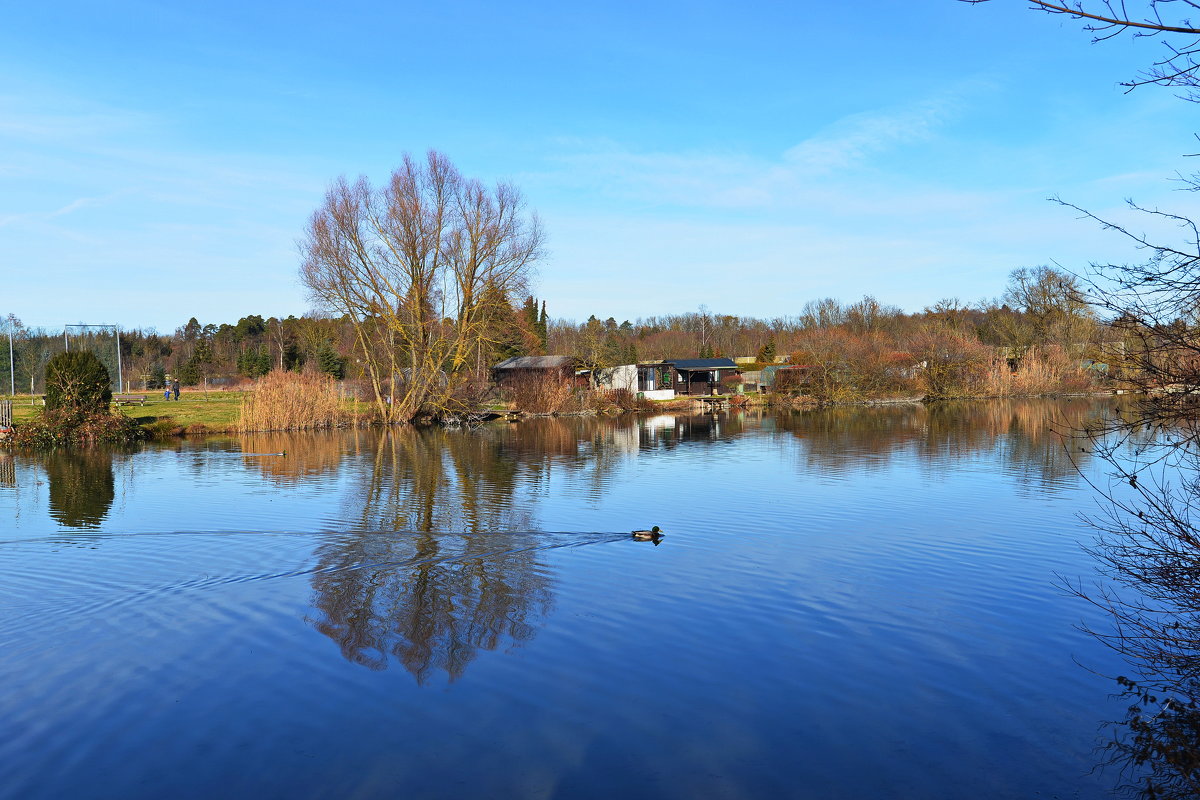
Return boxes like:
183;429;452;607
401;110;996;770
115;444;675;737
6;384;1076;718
45;448;115;528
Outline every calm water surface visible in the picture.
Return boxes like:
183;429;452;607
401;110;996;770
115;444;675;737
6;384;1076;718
0;400;1141;798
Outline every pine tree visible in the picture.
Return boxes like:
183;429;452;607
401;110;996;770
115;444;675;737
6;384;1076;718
316;341;346;379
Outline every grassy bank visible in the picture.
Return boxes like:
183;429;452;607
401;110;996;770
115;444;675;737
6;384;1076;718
7;391;245;434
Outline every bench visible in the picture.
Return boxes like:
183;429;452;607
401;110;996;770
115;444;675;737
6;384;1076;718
113;394;148;406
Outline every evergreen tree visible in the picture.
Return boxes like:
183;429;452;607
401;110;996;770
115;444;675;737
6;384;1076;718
316;341;346;379
45;351;112;411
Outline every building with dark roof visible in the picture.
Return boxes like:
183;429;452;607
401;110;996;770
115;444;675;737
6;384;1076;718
638;357;740;397
491;355;576;387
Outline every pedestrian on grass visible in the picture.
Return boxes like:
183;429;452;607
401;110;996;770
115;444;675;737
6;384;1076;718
172;379;180;401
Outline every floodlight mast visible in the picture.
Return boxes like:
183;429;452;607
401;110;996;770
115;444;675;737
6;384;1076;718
115;326;123;394
7;320;13;397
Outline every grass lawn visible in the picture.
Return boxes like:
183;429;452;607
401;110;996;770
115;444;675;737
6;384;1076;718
120;390;245;431
6;390;246;432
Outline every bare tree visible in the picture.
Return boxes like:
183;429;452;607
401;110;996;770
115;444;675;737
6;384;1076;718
961;1;1200;95
300;151;544;423
958;3;1200;792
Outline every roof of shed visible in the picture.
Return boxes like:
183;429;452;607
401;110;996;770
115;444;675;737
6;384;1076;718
493;355;574;369
661;358;739;370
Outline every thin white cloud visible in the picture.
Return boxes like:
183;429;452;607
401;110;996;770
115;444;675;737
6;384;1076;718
782;98;954;173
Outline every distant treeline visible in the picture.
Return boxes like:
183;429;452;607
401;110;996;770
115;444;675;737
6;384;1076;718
3;265;1120;401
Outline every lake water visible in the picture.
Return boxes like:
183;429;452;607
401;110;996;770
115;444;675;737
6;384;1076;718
0;400;1146;798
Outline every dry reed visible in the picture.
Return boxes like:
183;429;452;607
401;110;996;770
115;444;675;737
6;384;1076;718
982;347;1097;397
239;371;345;432
503;373;574;414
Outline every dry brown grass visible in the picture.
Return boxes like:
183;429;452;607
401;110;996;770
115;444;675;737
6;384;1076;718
503;373;575;414
982;346;1098;396
239;371;345;432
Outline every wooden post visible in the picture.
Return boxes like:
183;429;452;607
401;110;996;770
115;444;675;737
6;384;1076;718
0;398;12;430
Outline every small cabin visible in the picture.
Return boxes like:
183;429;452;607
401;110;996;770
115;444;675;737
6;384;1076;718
492;355;575;387
643;358;741;396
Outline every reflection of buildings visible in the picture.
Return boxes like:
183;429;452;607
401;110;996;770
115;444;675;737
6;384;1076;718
638;412;745;450
0;451;14;489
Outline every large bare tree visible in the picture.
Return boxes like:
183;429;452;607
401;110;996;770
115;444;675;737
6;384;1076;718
300;151;544;423
962;1;1200;94
963;2;1200;794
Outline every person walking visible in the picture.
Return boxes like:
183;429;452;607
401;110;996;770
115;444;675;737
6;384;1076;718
172;379;180;401
164;382;171;401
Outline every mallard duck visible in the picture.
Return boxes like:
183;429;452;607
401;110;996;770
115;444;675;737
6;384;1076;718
631;526;663;542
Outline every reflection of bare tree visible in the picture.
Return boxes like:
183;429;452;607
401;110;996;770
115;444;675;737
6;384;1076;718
307;532;553;682
44;448;116;528
777;398;1110;488
238;430;364;484
309;425;589;682
348;419;635;533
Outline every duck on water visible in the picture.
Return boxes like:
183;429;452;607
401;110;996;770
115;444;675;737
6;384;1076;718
631;526;664;544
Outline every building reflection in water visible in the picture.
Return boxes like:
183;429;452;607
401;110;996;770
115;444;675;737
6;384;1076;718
0;450;14;489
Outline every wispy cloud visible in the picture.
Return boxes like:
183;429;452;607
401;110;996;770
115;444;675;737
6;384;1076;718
782;98;954;173
534;94;964;212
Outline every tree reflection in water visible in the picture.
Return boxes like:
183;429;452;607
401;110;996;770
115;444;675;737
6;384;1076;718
301;403;1111;684
45;447;116;528
776;398;1108;489
304;422;632;683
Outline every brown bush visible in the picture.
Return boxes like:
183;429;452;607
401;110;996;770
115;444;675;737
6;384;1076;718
982;346;1099;397
591;388;655;412
240;371;345;431
503;372;574;414
907;327;996;398
789;328;914;402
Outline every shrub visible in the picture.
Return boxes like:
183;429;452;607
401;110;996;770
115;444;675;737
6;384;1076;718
589;388;655;413
45;351;112;411
503;372;574;414
239;371;344;431
11;407;144;447
908;327;996;398
981;345;1100;396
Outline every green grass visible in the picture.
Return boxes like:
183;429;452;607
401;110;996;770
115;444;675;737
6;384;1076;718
5;390;245;432
5;389;373;435
120;390;246;431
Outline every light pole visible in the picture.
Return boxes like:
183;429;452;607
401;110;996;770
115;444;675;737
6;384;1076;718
7;318;13;397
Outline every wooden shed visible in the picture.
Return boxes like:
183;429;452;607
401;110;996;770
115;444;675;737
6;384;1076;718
492;355;576;387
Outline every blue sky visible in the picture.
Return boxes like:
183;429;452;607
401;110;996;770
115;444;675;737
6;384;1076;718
3;0;1198;332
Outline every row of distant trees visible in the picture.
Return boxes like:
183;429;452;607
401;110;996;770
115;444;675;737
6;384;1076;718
5;261;1114;405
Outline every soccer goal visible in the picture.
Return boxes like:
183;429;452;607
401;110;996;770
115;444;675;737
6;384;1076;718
63;324;124;393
